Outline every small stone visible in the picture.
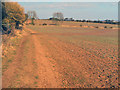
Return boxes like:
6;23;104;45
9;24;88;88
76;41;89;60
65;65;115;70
71;50;74;52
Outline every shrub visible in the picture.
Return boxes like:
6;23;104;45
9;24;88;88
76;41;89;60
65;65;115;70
104;26;107;28
42;23;47;25
95;26;98;28
80;25;82;27
2;2;25;34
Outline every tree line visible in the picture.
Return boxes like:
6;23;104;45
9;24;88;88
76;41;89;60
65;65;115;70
49;12;119;25
75;19;118;25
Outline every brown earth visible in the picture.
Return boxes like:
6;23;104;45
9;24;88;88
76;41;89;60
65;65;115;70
2;26;118;88
2;28;62;88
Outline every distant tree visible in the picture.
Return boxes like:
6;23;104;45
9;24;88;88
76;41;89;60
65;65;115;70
52;12;64;25
27;11;37;19
53;12;64;20
27;11;37;25
82;20;86;22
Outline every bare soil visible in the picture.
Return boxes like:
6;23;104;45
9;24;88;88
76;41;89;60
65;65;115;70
2;26;118;88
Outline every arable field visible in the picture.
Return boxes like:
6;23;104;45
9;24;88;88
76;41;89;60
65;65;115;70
2;21;118;88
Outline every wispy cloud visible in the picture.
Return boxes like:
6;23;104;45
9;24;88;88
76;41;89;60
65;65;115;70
18;2;117;20
47;3;94;8
20;2;95;11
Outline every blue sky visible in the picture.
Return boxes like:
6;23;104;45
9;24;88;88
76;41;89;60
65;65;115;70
18;2;118;20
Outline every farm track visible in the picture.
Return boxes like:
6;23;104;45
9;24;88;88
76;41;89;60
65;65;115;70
2;27;118;88
2;28;62;88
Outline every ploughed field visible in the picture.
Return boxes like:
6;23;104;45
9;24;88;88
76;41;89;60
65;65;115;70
2;21;118;88
26;24;118;88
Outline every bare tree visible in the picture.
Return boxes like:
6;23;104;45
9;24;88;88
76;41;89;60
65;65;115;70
53;12;64;20
27;11;38;25
52;12;64;25
27;11;38;19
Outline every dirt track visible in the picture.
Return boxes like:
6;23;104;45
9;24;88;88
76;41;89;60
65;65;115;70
2;27;118;88
2;28;63;88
